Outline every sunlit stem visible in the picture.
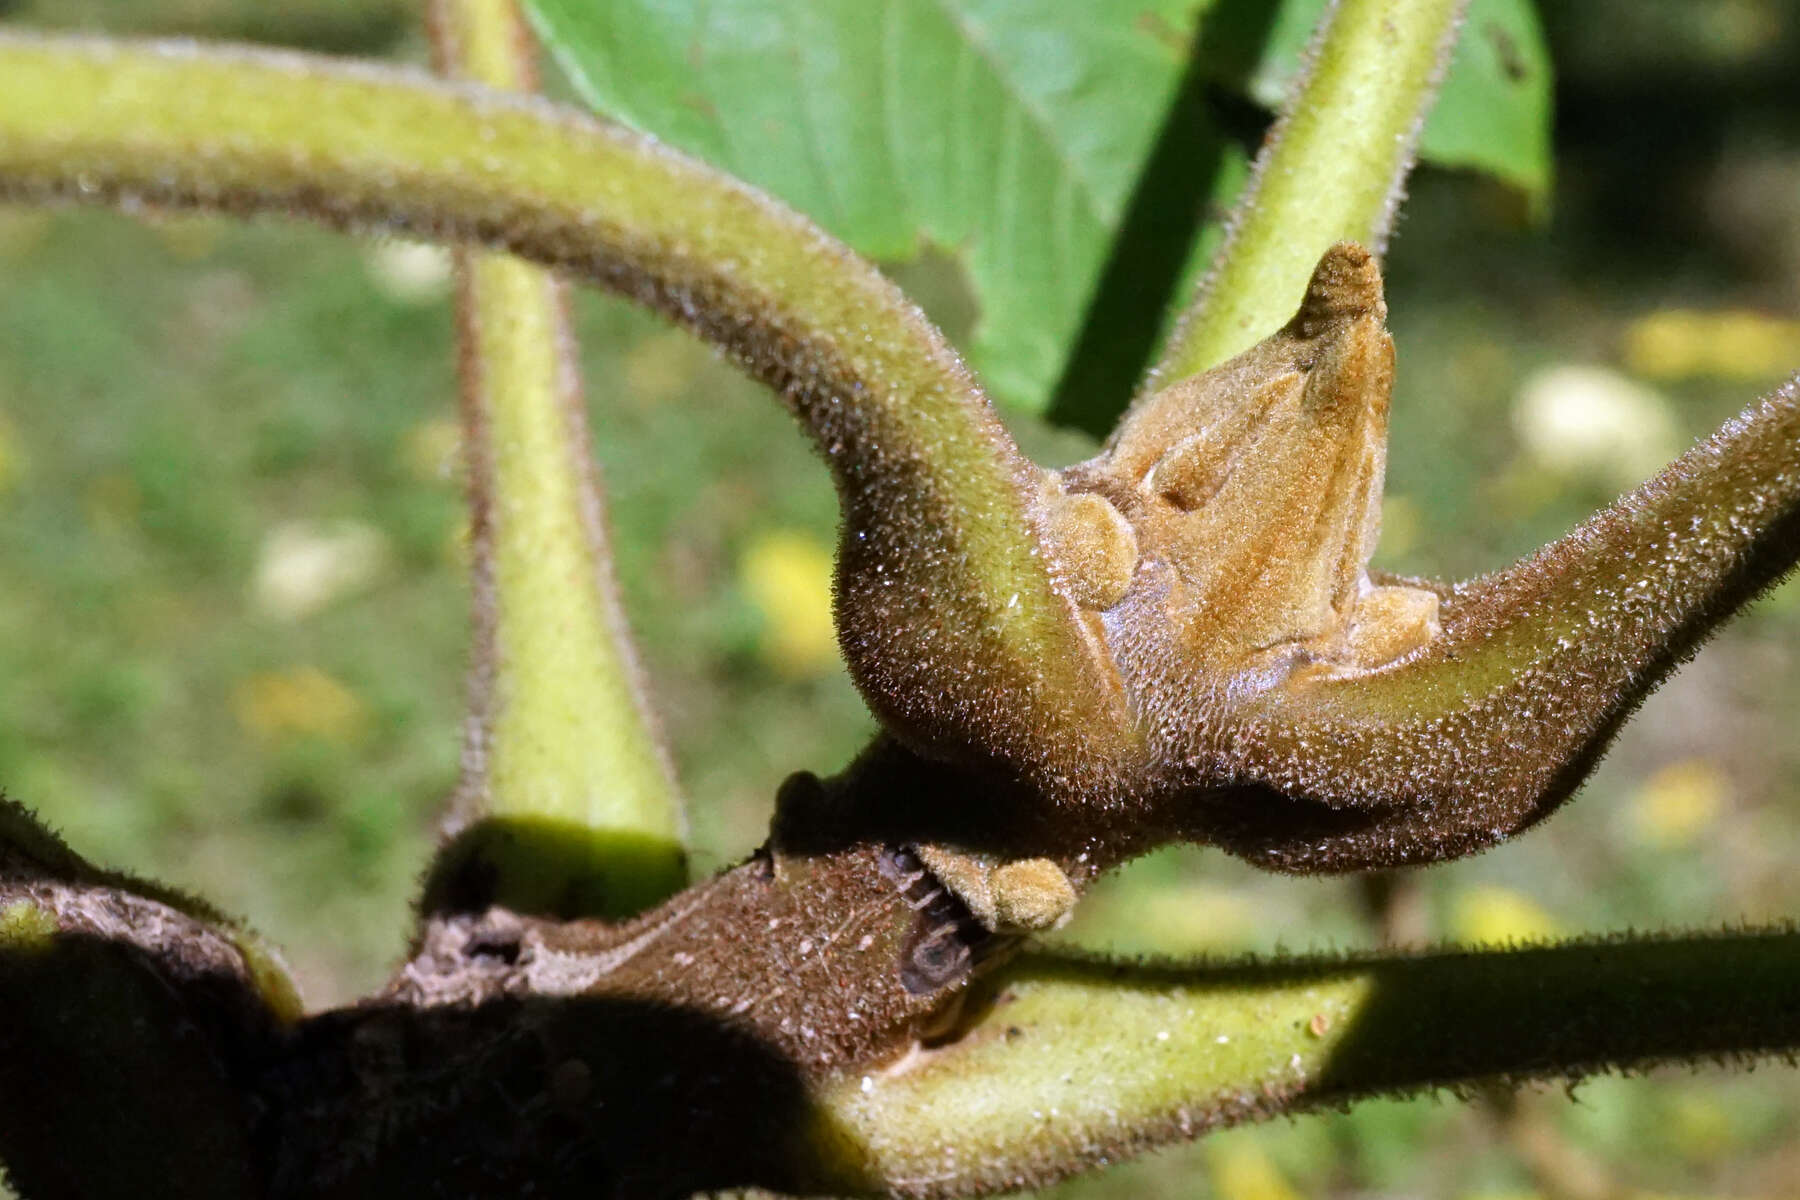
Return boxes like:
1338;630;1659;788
1149;0;1468;389
427;0;685;918
803;929;1800;1197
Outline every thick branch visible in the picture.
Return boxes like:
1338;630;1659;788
9;767;1800;1199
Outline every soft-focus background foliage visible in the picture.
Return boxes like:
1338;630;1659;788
1;1;1798;1196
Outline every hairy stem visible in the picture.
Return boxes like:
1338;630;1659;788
1148;0;1468;389
1204;376;1800;872
423;0;686;919
0;32;1129;793
803;928;1800;1197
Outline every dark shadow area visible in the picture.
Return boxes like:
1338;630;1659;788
1387;9;1800;320
0;925;824;1199
420;815;689;922
1045;0;1282;437
0;931;276;1200
1315;926;1800;1098
268;992;820;1200
1539;7;1800;283
768;736;1118;866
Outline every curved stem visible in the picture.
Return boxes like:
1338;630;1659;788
0;32;1129;792
802;929;1800;1197
423;0;686;919
1206;376;1800;872
1148;0;1468;390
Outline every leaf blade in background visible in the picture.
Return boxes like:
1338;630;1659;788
522;0;1548;422
525;0;1201;415
526;0;1551;422
1420;0;1553;207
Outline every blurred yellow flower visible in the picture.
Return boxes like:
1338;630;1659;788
1450;886;1560;946
1628;759;1728;851
739;528;838;678
1205;1138;1302;1200
1663;1092;1736;1163
232;666;369;744
1625;308;1800;384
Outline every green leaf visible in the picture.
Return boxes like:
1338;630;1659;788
524;0;1549;418
1205;0;1552;208
523;0;1209;415
1418;0;1554;208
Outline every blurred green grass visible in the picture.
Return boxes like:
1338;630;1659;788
2;1;1800;1197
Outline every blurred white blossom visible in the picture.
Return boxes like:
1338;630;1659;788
253;519;390;622
365;239;452;304
1513;364;1681;489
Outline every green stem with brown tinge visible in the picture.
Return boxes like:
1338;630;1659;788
0;31;1131;797
800;928;1800;1197
1148;0;1469;389
1205;376;1800;873
424;0;686;919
